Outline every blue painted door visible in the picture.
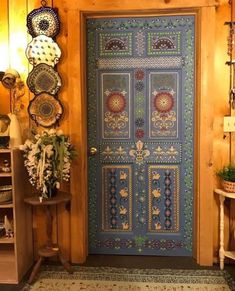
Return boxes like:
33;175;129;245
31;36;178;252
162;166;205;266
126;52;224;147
87;15;195;256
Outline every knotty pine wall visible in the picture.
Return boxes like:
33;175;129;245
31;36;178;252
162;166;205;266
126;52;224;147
0;0;71;262
0;0;232;264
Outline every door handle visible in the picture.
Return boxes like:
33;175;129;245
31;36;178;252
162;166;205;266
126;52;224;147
89;147;98;156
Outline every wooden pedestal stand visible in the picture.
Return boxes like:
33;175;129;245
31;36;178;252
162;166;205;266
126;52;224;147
24;192;73;284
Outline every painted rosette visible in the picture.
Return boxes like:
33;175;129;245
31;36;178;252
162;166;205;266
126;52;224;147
27;63;62;95
26;35;61;67
28;93;63;127
154;91;174;113
27;6;60;38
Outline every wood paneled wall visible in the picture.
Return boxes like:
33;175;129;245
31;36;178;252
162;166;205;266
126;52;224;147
0;0;71;261
0;0;231;265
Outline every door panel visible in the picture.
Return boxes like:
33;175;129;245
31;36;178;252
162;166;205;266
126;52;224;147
87;15;195;256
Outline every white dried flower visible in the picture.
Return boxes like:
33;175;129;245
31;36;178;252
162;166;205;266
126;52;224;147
20;129;76;198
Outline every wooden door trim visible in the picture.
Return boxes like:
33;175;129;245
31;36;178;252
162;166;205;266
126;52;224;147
63;0;219;11
68;6;215;266
194;6;215;265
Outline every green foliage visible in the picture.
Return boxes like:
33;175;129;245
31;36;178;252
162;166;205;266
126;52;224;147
216;165;235;182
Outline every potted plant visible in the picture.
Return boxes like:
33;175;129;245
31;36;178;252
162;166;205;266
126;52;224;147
216;164;235;193
20;129;76;199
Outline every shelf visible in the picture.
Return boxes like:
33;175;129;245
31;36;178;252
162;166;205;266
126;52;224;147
0;149;11;153
0;236;14;244
214;189;235;199
0;203;13;208
0;172;12;177
225;251;235;260
0;148;33;283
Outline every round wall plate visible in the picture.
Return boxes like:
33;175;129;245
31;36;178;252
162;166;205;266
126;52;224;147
27;63;62;95
26;35;61;67
27;6;60;38
28;93;63;127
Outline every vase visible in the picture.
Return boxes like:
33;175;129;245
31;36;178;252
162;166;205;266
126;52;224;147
47;187;58;198
8;113;22;148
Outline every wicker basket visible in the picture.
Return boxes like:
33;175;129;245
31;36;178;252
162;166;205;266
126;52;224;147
0;185;12;203
222;180;235;193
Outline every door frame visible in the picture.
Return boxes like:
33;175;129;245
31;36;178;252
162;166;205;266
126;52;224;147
67;2;216;266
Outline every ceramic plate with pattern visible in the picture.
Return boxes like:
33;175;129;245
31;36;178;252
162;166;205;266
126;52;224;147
27;63;62;95
28;93;63;127
25;35;61;67
27;6;60;38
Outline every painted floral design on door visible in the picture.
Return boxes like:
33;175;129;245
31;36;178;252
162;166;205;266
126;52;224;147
87;15;195;256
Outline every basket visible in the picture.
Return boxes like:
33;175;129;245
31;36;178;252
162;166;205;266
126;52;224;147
0;185;12;203
222;180;235;193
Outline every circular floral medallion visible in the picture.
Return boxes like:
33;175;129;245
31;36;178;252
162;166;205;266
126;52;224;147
135;69;144;80
135;117;144;127
135;129;144;139
135;81;144;92
106;91;126;113
154;91;174;113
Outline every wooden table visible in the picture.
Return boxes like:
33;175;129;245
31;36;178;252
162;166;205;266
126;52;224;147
24;192;73;284
214;188;235;270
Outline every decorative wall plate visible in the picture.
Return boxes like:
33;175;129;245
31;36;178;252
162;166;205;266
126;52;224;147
28;93;63;127
27;6;60;38
25;35;61;67
27;63;62;95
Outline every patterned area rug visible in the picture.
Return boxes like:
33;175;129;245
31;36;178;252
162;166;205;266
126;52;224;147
22;266;235;291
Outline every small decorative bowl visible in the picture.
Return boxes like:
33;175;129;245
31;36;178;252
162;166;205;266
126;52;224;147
0;185;12;203
0;136;10;148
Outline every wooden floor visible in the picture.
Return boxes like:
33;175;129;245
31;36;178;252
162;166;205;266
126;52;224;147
1;255;235;291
